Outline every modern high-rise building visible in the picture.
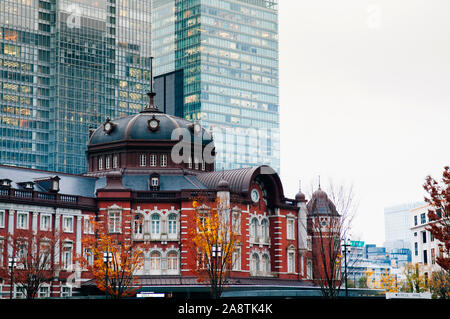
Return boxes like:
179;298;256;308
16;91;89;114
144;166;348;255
0;0;151;174
384;202;424;251
152;0;280;173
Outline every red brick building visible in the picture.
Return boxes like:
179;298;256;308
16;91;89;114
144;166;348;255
0;100;339;298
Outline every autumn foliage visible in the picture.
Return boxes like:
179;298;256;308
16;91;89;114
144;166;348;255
0;229;60;299
188;195;239;298
76;218;145;299
423;165;450;272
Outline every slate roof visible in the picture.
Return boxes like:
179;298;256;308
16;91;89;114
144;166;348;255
0;165;97;198
95;174;208;191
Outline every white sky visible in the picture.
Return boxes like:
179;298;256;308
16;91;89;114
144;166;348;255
278;0;450;245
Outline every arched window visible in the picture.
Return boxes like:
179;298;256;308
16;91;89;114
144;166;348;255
261;219;269;243
168;214;177;235
150;251;161;270
134;214;143;235
167;251;178;271
262;254;270;274
151;214;160;234
250;218;258;240
251;253;260;274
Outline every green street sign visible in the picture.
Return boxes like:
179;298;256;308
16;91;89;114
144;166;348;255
350;240;365;247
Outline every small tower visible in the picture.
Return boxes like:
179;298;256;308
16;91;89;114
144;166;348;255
217;174;230;211
296;180;308;251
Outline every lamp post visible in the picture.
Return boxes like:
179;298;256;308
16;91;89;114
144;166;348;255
211;245;222;298
103;251;112;299
341;239;351;298
8;256;16;299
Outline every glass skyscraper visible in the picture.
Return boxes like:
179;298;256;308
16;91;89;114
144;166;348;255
152;0;280;173
0;0;151;174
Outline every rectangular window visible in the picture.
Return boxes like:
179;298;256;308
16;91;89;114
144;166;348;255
105;156;111;169
17;212;29;229
414;216;418;226
0;210;5;228
98;157;103;170
113;155;118;168
161;154;167;167
431;248;435;265
83;216;94;234
62;244;73;270
422;231;427;244
414;242;418;256
108;211;121;233
287;218;295;240
423;250;428;264
40;214;51;231
62;216;74;233
61;286;72;298
287;252;295;273
84;248;94;266
150;154;157;167
139;154;146;166
38;286;50;299
420;213;426;224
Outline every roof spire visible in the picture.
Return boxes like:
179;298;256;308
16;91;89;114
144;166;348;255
318;175;321;189
142;56;161;113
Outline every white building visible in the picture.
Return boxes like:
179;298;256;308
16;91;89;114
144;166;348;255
410;204;443;274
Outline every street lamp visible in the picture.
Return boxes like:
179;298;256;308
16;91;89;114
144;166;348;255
103;251;112;299
341;239;351;297
8;256;16;299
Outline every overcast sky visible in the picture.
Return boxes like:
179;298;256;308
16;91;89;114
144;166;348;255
278;0;450;245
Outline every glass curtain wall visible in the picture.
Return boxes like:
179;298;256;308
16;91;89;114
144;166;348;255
0;0;50;170
0;0;151;174
152;0;280;173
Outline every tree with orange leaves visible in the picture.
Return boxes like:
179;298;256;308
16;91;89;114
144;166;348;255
77;218;145;299
188;195;240;298
423;165;450;272
0;229;60;299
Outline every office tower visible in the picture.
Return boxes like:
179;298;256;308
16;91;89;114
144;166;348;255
384;202;424;251
0;0;151;174
152;0;280;173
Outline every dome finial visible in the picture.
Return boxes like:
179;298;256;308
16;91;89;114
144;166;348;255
142;56;161;113
295;178;306;202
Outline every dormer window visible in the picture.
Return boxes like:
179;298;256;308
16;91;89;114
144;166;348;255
21;182;34;190
0;179;11;187
150;174;160;191
51;177;60;192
